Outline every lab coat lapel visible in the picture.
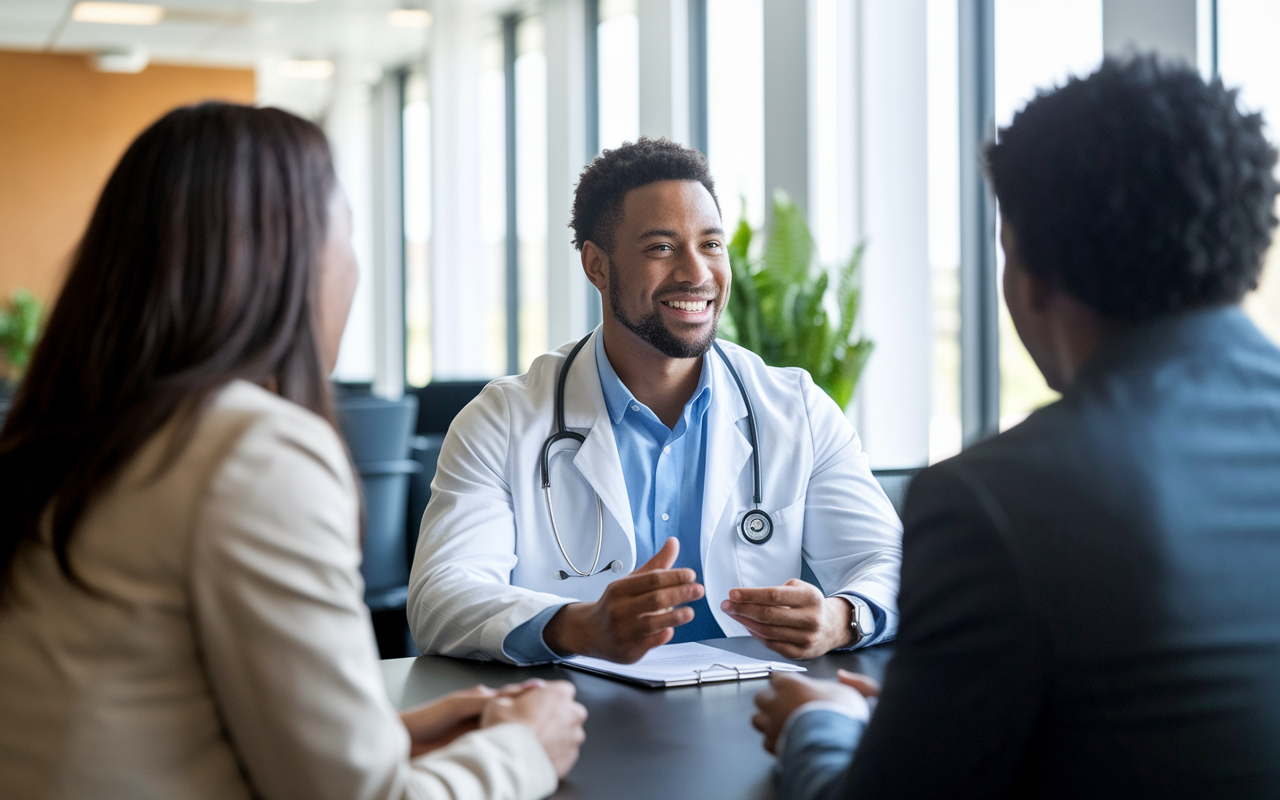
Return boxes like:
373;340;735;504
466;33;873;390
565;333;637;565
700;350;752;565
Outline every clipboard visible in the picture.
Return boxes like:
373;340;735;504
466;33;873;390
562;642;807;688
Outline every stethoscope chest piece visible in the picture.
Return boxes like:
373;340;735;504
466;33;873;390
740;509;774;545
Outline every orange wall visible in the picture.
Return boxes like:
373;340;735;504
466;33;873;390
0;51;255;304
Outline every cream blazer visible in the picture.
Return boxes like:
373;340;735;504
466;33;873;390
0;381;557;800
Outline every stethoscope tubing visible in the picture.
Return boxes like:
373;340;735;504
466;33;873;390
711;341;763;508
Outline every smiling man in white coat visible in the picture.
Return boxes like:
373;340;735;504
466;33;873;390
408;138;902;666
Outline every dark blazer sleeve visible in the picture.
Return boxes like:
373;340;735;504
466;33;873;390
822;460;1048;798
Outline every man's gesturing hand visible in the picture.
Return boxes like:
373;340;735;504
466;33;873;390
543;537;703;663
720;578;855;659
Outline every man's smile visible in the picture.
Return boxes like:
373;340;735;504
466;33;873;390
661;299;714;313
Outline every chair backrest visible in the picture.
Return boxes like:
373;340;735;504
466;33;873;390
404;381;491;554
336;394;418;463
871;467;921;517
409;380;491;435
335;394;420;611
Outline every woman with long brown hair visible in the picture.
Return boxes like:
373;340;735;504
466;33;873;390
0;103;584;800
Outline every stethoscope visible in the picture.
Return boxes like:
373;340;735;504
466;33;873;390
540;333;774;580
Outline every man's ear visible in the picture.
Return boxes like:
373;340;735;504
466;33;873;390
582;241;608;292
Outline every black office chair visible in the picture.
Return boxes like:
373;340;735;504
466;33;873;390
404;380;491;554
335;391;420;658
871;467;920;517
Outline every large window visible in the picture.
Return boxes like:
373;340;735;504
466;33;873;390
406;30;508;384
706;0;764;233
406;18;550;384
809;0;841;267
516;15;549;371
403;68;433;387
476;31;510;378
993;0;1102;429
598;0;639;152
927;0;962;462
1219;0;1280;346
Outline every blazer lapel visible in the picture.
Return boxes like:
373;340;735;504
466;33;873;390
699;349;752;564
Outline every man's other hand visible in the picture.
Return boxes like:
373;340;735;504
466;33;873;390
543;537;703;663
721;578;855;659
752;672;872;754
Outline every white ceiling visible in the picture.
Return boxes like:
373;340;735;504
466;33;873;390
0;0;519;71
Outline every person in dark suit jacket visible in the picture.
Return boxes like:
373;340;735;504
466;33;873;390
750;55;1280;798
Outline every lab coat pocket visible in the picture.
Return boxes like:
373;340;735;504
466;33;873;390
732;496;806;590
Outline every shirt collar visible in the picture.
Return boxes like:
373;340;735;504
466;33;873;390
594;330;715;426
594;331;633;425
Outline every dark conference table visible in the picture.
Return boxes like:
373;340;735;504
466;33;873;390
381;637;893;800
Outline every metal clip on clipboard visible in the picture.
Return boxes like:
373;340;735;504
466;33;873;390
694;663;746;684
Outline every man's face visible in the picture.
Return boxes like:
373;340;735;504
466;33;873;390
603;180;729;359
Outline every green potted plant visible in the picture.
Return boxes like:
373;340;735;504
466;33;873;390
0;289;44;406
721;190;873;410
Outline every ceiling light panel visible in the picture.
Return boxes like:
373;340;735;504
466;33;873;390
279;59;334;79
388;9;432;28
72;2;165;25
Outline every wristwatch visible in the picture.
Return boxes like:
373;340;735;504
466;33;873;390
847;596;873;646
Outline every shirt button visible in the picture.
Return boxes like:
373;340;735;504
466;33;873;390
631;404;640;412
663;445;671;454
661;513;670;521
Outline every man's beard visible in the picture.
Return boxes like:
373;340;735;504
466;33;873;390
608;258;719;359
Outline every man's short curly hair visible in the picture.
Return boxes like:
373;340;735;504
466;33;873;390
570;137;720;254
985;55;1278;321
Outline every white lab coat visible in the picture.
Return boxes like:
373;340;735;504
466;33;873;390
407;332;903;663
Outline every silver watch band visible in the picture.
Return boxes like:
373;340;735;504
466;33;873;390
847;596;873;644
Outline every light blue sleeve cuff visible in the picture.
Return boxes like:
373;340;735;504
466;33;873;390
776;707;865;800
833;591;893;649
501;603;569;665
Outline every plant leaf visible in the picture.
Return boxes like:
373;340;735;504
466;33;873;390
718;193;873;411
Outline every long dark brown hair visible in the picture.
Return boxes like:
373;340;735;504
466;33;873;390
0;102;339;593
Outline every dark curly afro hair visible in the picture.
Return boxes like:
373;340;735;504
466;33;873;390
570;137;720;254
985;55;1278;321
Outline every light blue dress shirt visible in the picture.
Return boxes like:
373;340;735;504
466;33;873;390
502;334;723;663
